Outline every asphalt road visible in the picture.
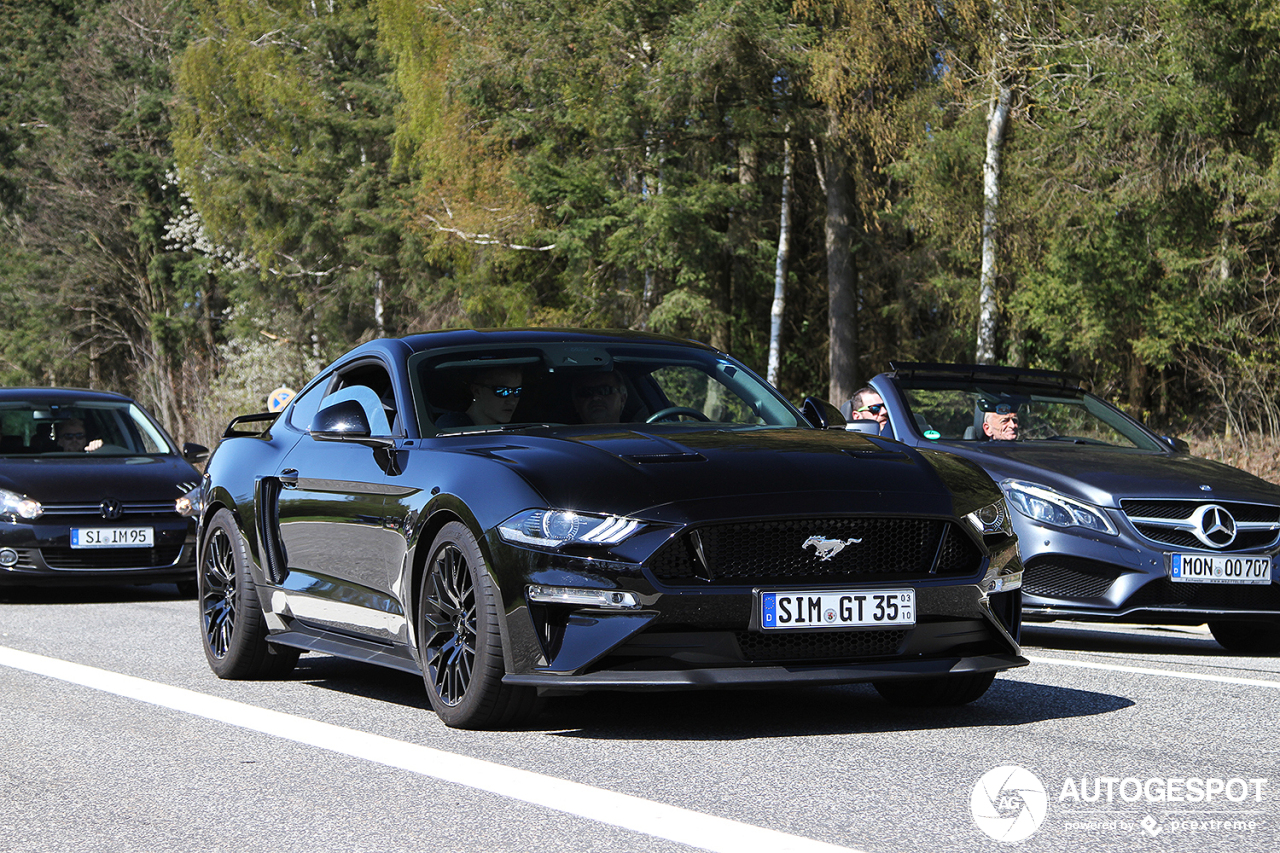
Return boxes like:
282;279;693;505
1;583;1277;853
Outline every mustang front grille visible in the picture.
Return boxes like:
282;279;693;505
648;517;983;586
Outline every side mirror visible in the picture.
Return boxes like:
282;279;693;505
1162;435;1190;454
310;400;394;448
182;442;210;464
844;421;880;435
801;397;847;430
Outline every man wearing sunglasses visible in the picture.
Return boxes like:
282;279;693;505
438;366;524;427
571;371;627;425
847;386;890;436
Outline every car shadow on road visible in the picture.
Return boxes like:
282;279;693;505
0;582;191;604
535;677;1134;740
288;654;428;708
278;652;1134;737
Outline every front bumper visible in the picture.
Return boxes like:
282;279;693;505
1017;520;1280;623
0;516;196;585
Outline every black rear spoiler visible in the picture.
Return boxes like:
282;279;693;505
222;411;280;438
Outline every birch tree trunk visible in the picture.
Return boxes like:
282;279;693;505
977;79;1011;365
767;137;793;386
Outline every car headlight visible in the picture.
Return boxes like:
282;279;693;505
498;509;642;548
0;488;43;521
1000;479;1117;536
966;499;1013;537
175;486;203;518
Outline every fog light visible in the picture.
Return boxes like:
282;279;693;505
987;570;1023;593
0;548;19;568
526;585;640;609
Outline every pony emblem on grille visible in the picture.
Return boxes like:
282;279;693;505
802;535;862;561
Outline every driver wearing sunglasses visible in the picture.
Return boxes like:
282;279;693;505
571;370;628;425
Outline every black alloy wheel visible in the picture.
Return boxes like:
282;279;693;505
199;508;298;679
418;522;537;729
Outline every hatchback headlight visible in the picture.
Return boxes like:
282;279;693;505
0;488;43;521
498;509;642;548
1000;479;1117;535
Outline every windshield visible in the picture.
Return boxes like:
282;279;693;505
0;400;176;457
411;342;805;433
896;381;1165;450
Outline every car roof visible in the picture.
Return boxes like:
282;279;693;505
0;387;136;404
886;362;1085;392
334;328;719;364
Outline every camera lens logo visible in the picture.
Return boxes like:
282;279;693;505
971;766;1048;843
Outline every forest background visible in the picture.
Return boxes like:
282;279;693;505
3;0;1280;478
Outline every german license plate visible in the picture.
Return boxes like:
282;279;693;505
1169;554;1272;585
760;589;916;630
70;527;154;548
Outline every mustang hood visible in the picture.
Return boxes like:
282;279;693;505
943;443;1280;508
462;427;999;522
0;455;199;503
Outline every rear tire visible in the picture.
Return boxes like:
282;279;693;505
199;508;299;679
418;522;538;729
1209;620;1280;655
873;671;996;706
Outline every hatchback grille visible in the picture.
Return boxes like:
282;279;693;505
735;629;908;662
648;517;983;586
39;544;186;570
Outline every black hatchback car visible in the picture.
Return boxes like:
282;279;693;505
0;388;208;590
197;329;1027;729
860;363;1280;653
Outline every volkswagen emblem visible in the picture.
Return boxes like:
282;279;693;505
100;498;123;520
1191;504;1236;548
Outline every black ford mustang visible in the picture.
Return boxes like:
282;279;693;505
198;329;1027;728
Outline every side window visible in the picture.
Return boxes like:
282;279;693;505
286;380;330;432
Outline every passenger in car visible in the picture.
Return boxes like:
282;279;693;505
436;366;523;426
571;370;628;424
844;386;891;436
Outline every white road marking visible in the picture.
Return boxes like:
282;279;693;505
0;646;859;853
1027;655;1280;689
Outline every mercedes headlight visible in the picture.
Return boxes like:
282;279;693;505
498;509;642;548
0;488;43;521
1000;479;1117;535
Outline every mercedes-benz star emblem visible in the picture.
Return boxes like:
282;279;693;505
100;498;123;520
1191;504;1237;548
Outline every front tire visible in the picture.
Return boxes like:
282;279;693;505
873;671;996;706
199;508;299;679
418;522;537;729
1209;620;1280;655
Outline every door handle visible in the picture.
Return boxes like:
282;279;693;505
279;468;299;489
